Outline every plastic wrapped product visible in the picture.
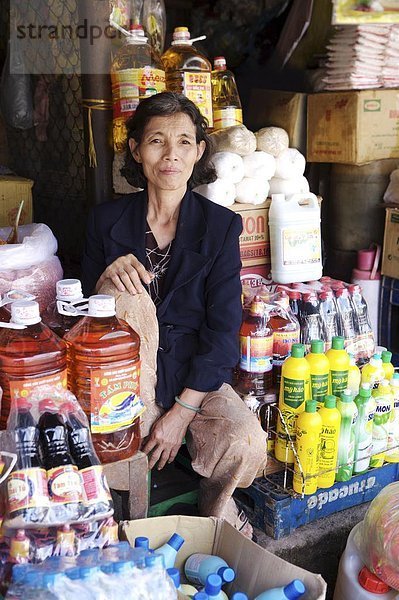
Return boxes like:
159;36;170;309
211;152;245;184
210;125;257;156
235;177;269;205
255;127;289;157
274;148;306;180
194;179;236;207
242;151;276;181
269;176;310;197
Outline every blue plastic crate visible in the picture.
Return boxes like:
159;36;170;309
379;275;399;366
235;463;399;539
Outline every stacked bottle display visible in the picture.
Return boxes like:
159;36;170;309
273;336;398;495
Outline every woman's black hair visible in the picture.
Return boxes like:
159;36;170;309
120;92;217;189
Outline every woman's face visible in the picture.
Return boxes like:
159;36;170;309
129;113;205;194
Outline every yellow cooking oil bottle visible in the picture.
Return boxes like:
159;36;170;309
293;400;322;495
161;27;213;127
211;56;242;130
317;395;341;489
111;23;166;153
325;336;350;398
275;343;310;464
361;353;385;390
347;353;361;396
305;339;330;409
370;379;393;468
382;350;395;381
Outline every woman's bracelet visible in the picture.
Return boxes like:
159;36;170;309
175;395;202;413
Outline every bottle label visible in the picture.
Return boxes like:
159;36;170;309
213;107;243;130
310;373;328;403
183;71;213;127
90;362;145;434
282;376;307;409
184;553;211;585
330;370;348;396
111;67;166;119
281;226;321;266
80;465;112;505
239;335;273;373
272;330;300;368
47;465;83;504
7;468;50;513
9;370;67;403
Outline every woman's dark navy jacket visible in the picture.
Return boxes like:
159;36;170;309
82;188;243;409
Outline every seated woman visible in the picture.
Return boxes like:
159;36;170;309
82;92;267;537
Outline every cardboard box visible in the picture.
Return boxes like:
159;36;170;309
230;201;271;268
247;89;307;154
382;207;399;279
122;515;327;599
0;175;33;227
307;90;399;165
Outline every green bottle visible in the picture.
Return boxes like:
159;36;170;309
370;379;393;469
336;389;358;482
353;383;373;474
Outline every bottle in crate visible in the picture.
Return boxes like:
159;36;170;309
0;300;67;430
353;384;374;475
318;395;341;489
64;295;141;464
336;389;358;482
275;343;310;464
111;23;166;153
161;27;213;127
211;56;242;130
293;400;322;495
236;295;273;398
370;380;393;469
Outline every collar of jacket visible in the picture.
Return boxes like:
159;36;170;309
109;188;211;316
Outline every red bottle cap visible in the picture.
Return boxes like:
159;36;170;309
38;398;57;412
348;284;361;294
319;289;333;300
303;292;317;302
335;287;349;298
15;398;32;411
60;401;75;414
358;567;390;594
288;290;301;300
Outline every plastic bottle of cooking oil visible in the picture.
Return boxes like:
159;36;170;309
161;27;213;127
111;23;166;152
64;295;143;465
42;279;85;338
211;56;242;130
293;400;322;495
0;300;67;430
275;343;310;464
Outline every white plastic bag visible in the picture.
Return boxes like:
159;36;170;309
0;223;58;270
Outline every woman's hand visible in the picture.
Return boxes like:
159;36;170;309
95;254;154;295
142;404;194;470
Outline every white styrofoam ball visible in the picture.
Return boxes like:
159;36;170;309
211;152;244;184
235;177;270;205
194;178;236;207
255;127;289;157
275;148;306;180
269;176;310;197
242;151;276;181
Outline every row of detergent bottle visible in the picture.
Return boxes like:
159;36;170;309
0;280;143;465
4;530;306;600
274;338;398;493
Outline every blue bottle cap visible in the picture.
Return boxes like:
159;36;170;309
193;594;209;600
205;573;222;595
134;536;150;549
101;562;114;575
113;560;130;573
218;566;236;583
231;594;249;600
284;579;306;599
66;567;81;580
168;533;185;552
167;567;181;588
145;552;165;568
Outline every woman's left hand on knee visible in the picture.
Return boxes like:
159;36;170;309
142;407;191;470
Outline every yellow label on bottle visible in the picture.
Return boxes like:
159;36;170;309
111;67;166;118
183;71;213;127
213;107;243;130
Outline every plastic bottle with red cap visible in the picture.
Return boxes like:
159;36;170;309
334;287;357;351
318;288;340;351
0;300;67;430
348;284;374;364
300;292;326;353
38;398;85;523
6;398;50;527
